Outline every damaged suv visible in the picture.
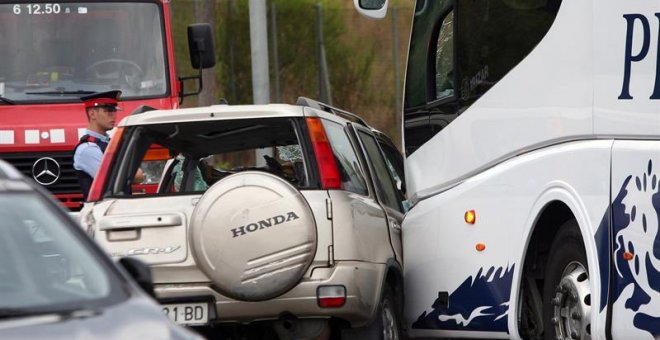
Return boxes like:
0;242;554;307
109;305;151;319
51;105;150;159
79;98;406;339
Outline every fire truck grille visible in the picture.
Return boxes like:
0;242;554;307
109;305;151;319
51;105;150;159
1;152;81;194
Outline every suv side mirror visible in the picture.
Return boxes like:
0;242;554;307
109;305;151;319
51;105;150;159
119;257;155;298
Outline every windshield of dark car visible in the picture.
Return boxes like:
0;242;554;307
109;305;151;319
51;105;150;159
0;192;127;314
0;2;167;103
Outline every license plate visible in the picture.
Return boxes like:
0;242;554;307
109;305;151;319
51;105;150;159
161;302;209;325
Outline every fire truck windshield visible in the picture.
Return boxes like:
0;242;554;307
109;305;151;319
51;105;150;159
0;2;168;103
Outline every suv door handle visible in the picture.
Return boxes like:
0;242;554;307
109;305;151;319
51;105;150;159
99;213;183;230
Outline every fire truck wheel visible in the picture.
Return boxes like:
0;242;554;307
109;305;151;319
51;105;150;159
542;220;591;340
189;171;317;302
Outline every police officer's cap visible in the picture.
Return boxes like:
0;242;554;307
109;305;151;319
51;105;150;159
81;90;122;110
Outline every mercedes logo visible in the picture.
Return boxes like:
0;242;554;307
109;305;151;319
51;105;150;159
32;157;61;186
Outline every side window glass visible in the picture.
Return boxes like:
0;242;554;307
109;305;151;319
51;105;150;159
357;131;403;212
170;154;209;192
434;10;454;100
404;1;561;156
455;0;562;103
0;196;113;300
321;120;368;196
377;139;406;197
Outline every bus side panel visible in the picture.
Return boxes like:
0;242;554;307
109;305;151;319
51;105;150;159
403;141;610;338
609;142;660;339
405;0;593;201
594;0;659;137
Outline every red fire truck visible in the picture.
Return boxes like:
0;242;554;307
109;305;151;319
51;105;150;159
0;0;214;210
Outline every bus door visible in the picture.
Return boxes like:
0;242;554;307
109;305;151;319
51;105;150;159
609;142;660;339
593;1;660;337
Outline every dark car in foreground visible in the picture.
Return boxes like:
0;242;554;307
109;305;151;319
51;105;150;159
0;160;201;339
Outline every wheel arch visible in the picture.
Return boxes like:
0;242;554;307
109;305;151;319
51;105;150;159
385;258;405;315
338;259;405;337
511;183;601;338
524;201;576;282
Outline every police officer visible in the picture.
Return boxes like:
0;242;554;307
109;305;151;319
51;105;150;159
73;90;121;200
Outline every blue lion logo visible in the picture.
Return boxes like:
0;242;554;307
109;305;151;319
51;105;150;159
595;159;660;338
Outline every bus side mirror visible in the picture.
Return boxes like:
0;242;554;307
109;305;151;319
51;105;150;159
187;23;216;69
354;0;388;19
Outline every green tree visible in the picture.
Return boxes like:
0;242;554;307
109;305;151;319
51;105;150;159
170;0;412;146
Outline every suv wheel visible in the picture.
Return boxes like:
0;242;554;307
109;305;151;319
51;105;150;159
341;284;403;340
190;171;318;301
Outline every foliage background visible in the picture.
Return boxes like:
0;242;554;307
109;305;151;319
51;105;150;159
171;0;412;148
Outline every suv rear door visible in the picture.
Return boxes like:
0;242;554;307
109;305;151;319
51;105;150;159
86;116;324;281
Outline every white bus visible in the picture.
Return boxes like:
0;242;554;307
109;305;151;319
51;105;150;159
356;0;659;339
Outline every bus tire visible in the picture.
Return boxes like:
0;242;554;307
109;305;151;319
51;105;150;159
542;220;591;340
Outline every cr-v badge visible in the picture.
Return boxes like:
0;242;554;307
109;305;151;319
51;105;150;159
127;245;181;256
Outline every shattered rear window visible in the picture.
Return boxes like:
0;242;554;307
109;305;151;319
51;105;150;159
110;117;311;197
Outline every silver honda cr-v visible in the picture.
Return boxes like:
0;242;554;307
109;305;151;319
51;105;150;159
79;97;407;339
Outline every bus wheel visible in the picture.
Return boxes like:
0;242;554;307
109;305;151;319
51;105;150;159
542;220;592;340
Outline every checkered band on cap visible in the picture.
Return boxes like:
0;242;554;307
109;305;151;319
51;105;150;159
81;90;122;109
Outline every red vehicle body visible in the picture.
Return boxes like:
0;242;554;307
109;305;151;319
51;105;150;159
0;0;211;210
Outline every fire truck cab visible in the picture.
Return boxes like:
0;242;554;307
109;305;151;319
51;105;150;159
0;0;214;210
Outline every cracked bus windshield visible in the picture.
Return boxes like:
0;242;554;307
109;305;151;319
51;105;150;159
0;2;167;103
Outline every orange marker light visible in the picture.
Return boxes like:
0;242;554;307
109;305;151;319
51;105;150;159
623;252;634;261
143;148;170;161
476;243;486;252
464;210;476;224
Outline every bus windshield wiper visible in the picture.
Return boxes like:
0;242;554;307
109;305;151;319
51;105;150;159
0;95;16;104
25;90;96;95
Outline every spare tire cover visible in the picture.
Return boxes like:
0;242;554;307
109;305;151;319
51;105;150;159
190;171;317;301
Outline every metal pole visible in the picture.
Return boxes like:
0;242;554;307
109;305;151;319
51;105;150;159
249;0;270;105
315;3;331;104
228;0;237;102
195;0;216;106
270;0;281;103
392;7;401;116
391;7;402;148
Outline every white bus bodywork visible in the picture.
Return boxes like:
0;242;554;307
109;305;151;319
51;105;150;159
358;0;659;338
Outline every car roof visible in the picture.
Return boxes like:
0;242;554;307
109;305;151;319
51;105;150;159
118;101;374;131
119;104;310;127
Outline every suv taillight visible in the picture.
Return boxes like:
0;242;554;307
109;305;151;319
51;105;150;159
305;117;342;189
87;127;124;202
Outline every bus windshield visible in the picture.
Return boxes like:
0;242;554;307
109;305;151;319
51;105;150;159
403;0;561;155
0;2;168;103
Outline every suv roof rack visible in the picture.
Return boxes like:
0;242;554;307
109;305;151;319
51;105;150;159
130;105;157;115
296;96;368;127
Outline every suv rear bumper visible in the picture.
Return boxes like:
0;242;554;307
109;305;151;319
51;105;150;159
154;261;386;328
